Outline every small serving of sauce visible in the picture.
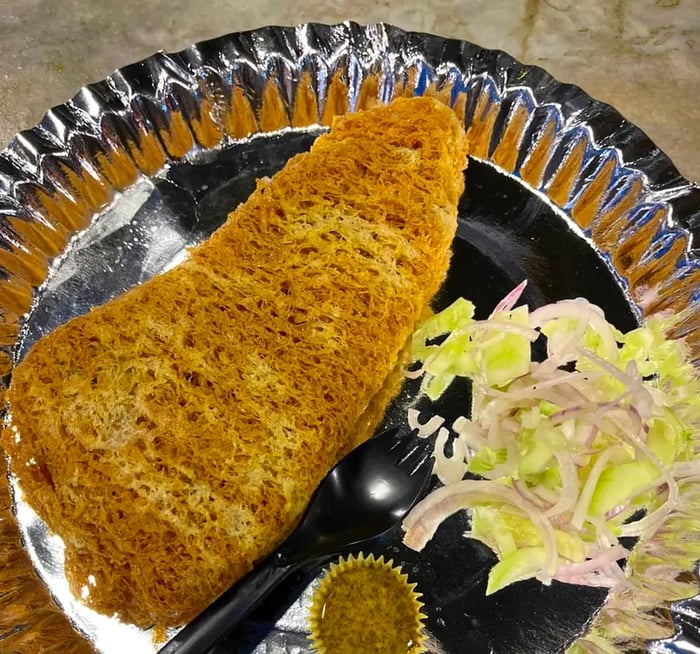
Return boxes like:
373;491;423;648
309;553;425;654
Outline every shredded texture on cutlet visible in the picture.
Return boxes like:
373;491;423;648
3;96;468;628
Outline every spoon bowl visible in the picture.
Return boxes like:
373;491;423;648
159;425;432;654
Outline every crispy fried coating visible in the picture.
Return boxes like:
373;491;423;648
3;96;468;628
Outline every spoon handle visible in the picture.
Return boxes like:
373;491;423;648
157;554;296;654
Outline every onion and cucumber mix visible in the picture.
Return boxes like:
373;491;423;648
402;281;700;610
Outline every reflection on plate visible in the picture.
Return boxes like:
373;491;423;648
1;21;700;654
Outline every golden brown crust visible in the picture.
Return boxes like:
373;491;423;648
0;478;95;654
3;96;468;628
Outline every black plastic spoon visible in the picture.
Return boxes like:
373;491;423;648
158;426;433;654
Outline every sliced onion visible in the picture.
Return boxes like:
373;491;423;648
542;449;580;518
452;417;488;453
480;424;519;480
672;460;700;478
404;366;425;380
600;407;680;539
619;475;678;538
403;479;559;577
571;446;624;530
489;280;528;317
587;516;620;549
407;408;445;438
462;319;539;341
483;370;590;403
583;425;599;449
530;298;619;362
554;544;629;579
513;479;550;509
432;427;467;485
575;347;653;421
531;483;560;505
553;566;624;589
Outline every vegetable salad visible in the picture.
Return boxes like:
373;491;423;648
403;282;700;595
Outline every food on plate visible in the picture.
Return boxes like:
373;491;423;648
2;96;469;628
403;281;700;598
308;552;426;654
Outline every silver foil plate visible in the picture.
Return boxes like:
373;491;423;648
1;21;700;654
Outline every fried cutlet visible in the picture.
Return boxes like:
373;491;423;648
3;96;468;628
